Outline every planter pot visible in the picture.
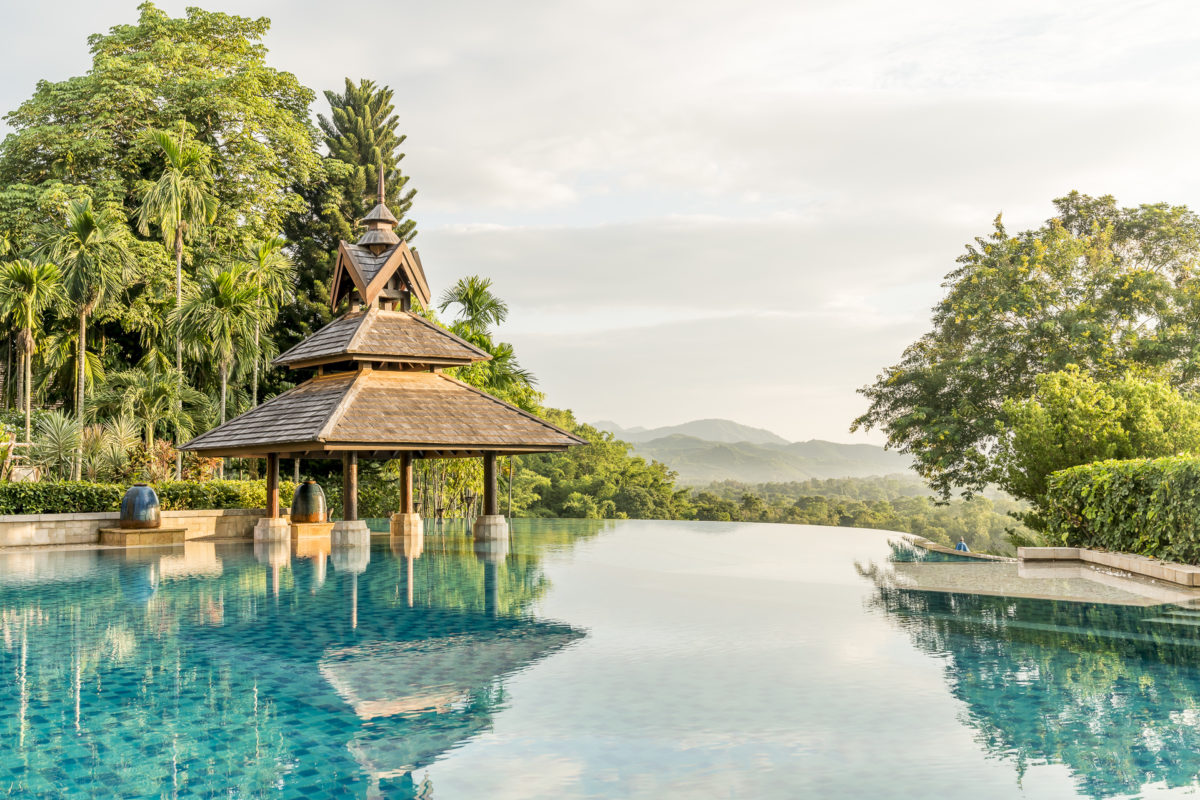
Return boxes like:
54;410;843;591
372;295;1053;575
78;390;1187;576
291;480;327;524
119;483;161;530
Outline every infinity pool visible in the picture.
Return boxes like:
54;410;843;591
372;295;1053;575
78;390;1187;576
2;519;1200;798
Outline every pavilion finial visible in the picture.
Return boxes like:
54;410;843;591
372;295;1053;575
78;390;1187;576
358;162;400;250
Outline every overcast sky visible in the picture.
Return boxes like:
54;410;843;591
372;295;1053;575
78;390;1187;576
3;1;1200;443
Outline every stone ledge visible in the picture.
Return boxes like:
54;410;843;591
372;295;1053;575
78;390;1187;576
1019;546;1200;587
98;527;187;547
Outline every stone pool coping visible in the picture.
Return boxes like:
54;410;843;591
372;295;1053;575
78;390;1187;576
1019;546;1200;587
0;509;266;547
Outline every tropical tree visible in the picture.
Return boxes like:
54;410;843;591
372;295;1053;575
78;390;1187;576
439;276;509;335
0;259;61;440
853;192;1200;498
36;198;133;478
176;264;262;427
33;328;105;410
240;236;294;407
136;126;218;474
91;363;208;450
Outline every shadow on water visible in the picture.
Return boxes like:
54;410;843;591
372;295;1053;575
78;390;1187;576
0;519;608;799
862;540;1200;799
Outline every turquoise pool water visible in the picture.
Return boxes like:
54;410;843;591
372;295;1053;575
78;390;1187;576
2;519;1200;798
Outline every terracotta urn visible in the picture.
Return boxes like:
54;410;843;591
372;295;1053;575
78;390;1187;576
119;483;161;529
290;480;327;523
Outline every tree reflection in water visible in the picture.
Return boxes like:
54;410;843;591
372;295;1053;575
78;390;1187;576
0;520;604;798
863;542;1200;799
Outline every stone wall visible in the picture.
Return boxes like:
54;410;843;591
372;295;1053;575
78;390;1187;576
0;509;269;547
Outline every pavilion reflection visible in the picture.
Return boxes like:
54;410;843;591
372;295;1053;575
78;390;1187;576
0;523;591;798
862;545;1200;799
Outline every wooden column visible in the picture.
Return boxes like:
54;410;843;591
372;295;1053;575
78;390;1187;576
399;452;414;514
342;451;358;522
483;453;499;516
266;453;279;519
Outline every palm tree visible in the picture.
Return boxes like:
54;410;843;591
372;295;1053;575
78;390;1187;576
438;275;509;335
176;263;262;427
137;126;218;476
36;198;133;478
91;363;208;450
0;259;62;441
240;236;294;407
34;328;106;409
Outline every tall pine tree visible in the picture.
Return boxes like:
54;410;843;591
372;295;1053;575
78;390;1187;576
273;78;418;395
319;78;417;241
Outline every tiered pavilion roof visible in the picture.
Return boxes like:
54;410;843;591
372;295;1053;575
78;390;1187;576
183;169;583;530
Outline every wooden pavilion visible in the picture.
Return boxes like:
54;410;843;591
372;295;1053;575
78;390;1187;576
182;174;584;542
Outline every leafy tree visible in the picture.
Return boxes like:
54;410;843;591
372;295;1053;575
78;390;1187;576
0;3;319;248
994;367;1200;526
176;264;261;427
854;192;1200;499
239;236;294;407
35;198;134;478
0;259;61;440
91;363;208;449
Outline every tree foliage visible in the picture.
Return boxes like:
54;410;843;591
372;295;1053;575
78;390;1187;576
854;192;1200;498
995;367;1200;527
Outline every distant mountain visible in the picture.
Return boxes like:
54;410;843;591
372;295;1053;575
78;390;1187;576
596;418;789;446
628;435;912;485
591;418;911;485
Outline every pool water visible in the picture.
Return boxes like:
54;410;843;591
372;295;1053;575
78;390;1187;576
2;519;1200;799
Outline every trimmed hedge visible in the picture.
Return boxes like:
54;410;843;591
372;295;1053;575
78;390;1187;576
1044;456;1200;563
0;480;296;516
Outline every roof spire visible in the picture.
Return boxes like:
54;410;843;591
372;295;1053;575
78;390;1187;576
358;162;400;250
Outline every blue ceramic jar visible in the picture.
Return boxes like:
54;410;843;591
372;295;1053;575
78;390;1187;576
119;483;161;529
290;480;327;524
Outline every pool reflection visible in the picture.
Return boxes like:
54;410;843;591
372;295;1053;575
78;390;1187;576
865;546;1200;799
0;524;592;798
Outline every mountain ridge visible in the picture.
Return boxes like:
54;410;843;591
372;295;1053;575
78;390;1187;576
590;418;911;485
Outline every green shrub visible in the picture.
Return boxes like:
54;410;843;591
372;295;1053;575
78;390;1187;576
1044;456;1200;563
0;480;296;516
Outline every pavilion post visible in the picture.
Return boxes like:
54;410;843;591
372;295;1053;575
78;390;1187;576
483;453;499;516
252;453;290;541
342;451;358;522
473;452;507;540
266;453;279;518
331;450;370;545
400;452;413;514
390;451;423;538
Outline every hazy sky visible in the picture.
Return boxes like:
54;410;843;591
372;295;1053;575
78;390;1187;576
3;1;1200;443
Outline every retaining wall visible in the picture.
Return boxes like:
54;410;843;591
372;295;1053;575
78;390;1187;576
0;508;268;547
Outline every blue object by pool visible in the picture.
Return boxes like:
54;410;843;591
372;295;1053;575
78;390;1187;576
2;519;1200;798
118;482;160;529
955;539;970;552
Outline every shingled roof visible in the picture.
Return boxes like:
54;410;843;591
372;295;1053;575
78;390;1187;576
330;240;431;309
183;369;585;457
273;307;491;369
